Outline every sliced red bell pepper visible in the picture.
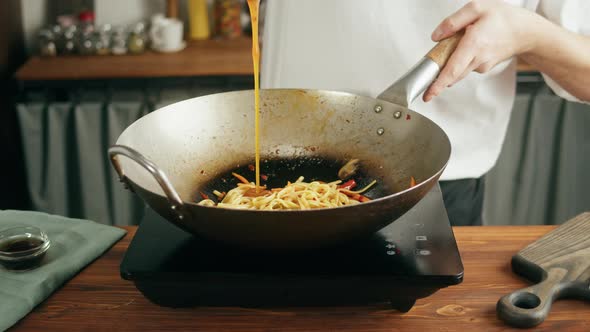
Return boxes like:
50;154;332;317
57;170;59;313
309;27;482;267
338;179;357;190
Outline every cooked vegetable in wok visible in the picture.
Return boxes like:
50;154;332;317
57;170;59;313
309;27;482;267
198;167;377;210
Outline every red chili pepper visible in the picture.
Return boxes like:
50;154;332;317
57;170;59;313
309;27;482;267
248;164;255;171
338;179;357;190
261;174;268;181
199;191;209;200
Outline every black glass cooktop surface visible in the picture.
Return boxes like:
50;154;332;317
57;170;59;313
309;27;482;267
121;184;463;311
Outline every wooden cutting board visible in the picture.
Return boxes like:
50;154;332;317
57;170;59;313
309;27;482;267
497;212;590;328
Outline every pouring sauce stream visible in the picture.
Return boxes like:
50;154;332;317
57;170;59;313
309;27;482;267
247;0;261;191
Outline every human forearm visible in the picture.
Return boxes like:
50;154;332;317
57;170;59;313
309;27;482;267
423;0;590;103
521;20;590;102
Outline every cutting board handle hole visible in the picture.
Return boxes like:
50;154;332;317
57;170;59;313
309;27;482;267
513;292;541;309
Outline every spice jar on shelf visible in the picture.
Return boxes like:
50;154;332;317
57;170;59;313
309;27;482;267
111;27;128;55
78;29;97;55
38;28;57;57
95;24;112;55
77;10;96;55
128;22;147;54
58;25;77;55
214;0;243;39
57;15;76;30
78;10;95;32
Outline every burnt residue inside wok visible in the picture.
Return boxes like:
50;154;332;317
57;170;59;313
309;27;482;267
195;157;392;205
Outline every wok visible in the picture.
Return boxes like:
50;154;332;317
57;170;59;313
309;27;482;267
109;34;462;250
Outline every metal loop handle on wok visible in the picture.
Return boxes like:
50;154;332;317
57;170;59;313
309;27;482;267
108;145;185;220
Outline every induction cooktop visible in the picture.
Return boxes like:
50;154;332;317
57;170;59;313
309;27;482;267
121;184;463;312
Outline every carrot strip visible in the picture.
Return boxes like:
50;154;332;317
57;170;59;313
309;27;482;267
410;176;417;188
199;191;209;200
359;195;371;202
232;172;250;184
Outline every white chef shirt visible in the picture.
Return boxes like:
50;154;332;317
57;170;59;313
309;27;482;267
260;0;590;180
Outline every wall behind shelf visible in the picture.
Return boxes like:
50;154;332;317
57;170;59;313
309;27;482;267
94;0;164;27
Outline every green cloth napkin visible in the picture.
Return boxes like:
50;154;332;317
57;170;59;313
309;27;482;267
0;210;126;331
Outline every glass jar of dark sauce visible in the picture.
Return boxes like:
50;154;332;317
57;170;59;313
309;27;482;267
0;227;51;271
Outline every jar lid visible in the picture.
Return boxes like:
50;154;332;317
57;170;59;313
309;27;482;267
38;28;55;39
78;10;95;23
131;22;146;34
99;24;113;34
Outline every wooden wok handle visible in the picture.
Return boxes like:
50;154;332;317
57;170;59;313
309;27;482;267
425;31;464;68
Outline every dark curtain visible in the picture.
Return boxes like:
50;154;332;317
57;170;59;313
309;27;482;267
15;78;590;226
484;85;590;225
16;77;249;225
0;0;29;210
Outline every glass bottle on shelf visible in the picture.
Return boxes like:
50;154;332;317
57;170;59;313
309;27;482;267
188;0;210;40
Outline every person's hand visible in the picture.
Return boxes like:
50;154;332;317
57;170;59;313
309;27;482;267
423;0;544;102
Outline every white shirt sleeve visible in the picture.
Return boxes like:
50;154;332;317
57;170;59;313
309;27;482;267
535;0;590;102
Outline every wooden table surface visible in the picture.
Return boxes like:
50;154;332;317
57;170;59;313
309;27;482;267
12;225;589;332
15;36;537;81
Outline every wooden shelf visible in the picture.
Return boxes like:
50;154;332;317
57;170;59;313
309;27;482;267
15;37;537;82
16;37;254;81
